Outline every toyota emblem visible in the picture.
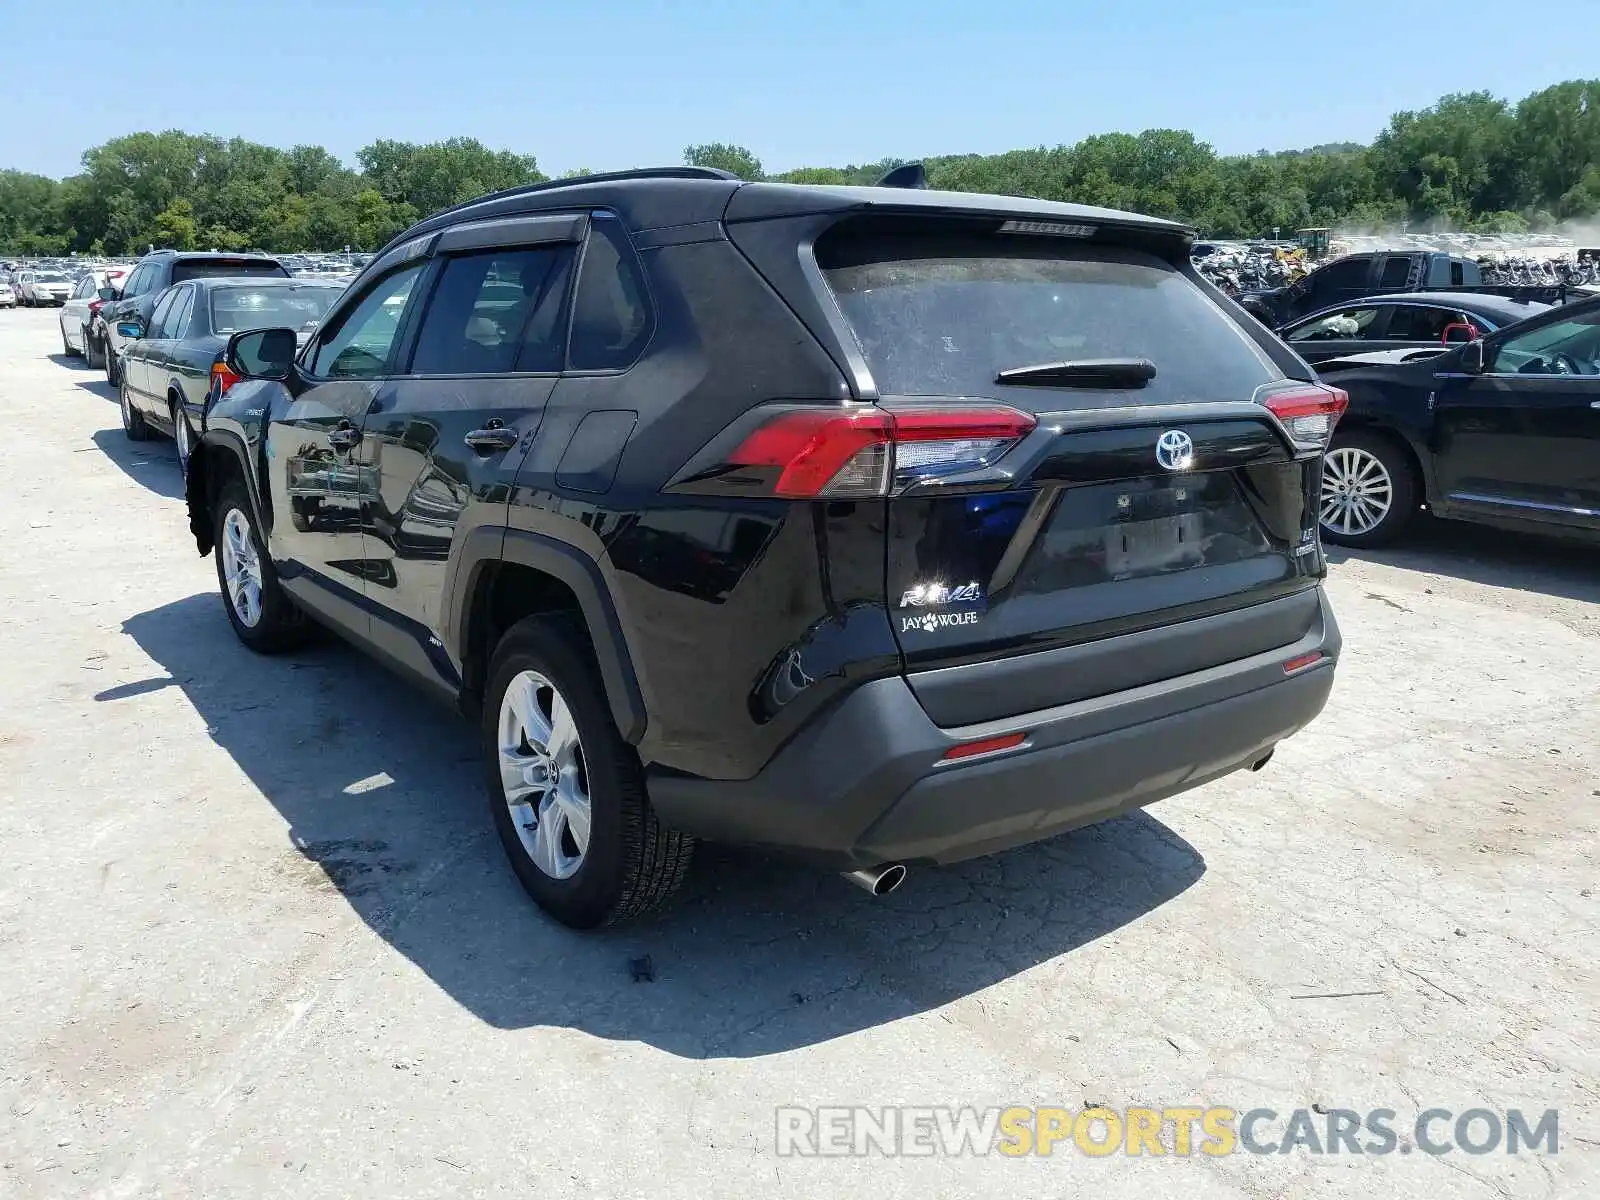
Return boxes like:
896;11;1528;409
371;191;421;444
1155;429;1194;472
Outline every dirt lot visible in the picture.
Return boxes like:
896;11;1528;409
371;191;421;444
0;305;1596;1198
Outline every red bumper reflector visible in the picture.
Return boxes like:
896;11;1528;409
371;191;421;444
941;732;1026;761
1282;651;1325;674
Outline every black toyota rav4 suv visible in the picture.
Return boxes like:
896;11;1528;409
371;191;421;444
185;166;1344;929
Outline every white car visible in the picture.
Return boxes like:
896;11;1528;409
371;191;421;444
19;271;74;306
58;271;122;360
0;280;15;308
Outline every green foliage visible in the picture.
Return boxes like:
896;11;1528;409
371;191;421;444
3;79;1598;256
683;143;764;180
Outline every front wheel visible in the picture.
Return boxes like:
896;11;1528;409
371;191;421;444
119;377;150;441
213;480;311;653
1319;431;1419;548
484;615;693;929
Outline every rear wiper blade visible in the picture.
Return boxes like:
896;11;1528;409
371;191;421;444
995;358;1158;388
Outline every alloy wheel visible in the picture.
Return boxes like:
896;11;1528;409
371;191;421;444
220;508;264;628
497;669;592;880
1320;446;1394;537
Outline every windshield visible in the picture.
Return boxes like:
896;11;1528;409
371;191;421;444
820;233;1280;406
209;286;340;334
36;273;69;283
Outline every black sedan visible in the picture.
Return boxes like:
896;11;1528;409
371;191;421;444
115;278;345;470
1314;296;1600;547
1281;292;1550;365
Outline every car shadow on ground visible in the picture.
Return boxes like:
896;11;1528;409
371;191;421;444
1326;514;1600;604
47;352;96;370
75;378;116;402
119;591;1207;1059
90;427;183;500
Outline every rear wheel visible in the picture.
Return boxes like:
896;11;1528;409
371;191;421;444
61;321;77;356
173;399;194;473
1319;431;1419;548
484;615;693;929
213;480;311;653
84;326;103;368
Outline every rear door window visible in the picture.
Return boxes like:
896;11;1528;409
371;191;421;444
818;232;1279;406
1384;306;1457;341
1378;256;1413;288
409;246;574;375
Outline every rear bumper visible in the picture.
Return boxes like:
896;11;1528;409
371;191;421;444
648;589;1339;869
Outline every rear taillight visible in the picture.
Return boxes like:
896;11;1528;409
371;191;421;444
722;404;1036;499
88;299;104;316
1262;384;1348;447
210;361;241;399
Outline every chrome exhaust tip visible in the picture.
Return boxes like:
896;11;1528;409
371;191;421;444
842;863;908;897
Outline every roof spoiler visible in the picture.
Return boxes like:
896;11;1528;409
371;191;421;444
875;162;928;190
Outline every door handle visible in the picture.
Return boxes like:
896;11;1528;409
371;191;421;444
328;423;361;452
465;425;519;453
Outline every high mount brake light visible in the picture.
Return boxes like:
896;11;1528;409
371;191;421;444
724;404;1037;498
1263;385;1348;447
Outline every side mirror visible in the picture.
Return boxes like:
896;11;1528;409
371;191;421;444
226;327;297;380
116;320;144;339
97;286;118;302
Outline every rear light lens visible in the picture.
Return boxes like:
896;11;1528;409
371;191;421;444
1262;384;1348;447
722;404;1036;499
1282;650;1325;674
88;299;104;315
941;732;1027;761
210;361;241;400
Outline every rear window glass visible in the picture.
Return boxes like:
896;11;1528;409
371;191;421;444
210;286;340;334
819;235;1279;405
172;259;289;283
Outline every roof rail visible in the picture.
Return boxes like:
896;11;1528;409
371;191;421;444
424;165;741;223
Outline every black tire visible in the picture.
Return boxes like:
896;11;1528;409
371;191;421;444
119;376;151;441
1319;430;1420;549
483;614;693;929
84;326;103;368
213;479;312;653
105;341;120;386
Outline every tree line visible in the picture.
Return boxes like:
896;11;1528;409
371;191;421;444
2;79;1596;257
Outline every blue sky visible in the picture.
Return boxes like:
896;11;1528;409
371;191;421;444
4;0;1596;179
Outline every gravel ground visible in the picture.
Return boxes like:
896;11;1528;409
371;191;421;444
0;305;1596;1199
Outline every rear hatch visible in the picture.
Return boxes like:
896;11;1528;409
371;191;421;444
811;216;1332;725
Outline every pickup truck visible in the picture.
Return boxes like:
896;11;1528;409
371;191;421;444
1238;250;1590;327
